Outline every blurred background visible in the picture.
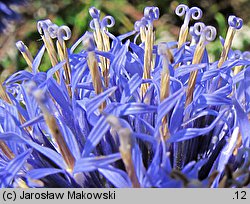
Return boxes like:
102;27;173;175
1;0;250;81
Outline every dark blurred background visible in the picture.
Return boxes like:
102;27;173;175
1;0;250;80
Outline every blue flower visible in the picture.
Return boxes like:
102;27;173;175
0;4;250;188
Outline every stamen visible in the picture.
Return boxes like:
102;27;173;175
218;15;243;68
158;43;171;140
185;23;216;107
174;24;216;171
0;141;15;159
175;4;202;49
16;41;33;71
54;25;72;97
106;115;140;188
37;20;60;81
89;7;115;87
158;43;171;101
141;7;159;98
134;17;148;43
33;90;75;172
83;33;105;110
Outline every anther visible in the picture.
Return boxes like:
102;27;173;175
83;33;105;110
185;24;216;107
141;7;159;99
37;20;60;81
175;4;202;48
218;15;243;68
55;25;72;97
16;41;33;71
89;7;114;88
158;43;171;141
106;115;140;188
33;90;75;172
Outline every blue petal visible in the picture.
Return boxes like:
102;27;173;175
82;116;110;157
99;166;132;188
112;103;157;116
85;86;117;119
47;78;74;127
120;73;142;103
157;87;185;127
0;149;32;187
26;168;65;179
168;109;229;143
32;45;46;74
73;153;121;173
57;121;81;160
233;97;250;147
0;132;66;169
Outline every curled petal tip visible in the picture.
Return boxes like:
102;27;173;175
175;4;202;27
228;15;243;29
37;19;53;34
90;15;115;30
189;7;203;20
101;16;115;29
204;26;217;42
193;22;205;36
57;26;71;44
144;7;160;21
175;4;189;17
193;23;216;42
48;24;59;39
89;7;100;19
134;18;147;31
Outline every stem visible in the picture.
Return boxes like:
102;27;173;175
56;40;72;97
185;40;205;107
159;47;170;140
175;38;206;170
106;115;140;188
141;24;154;99
218;27;235;68
18;42;34;71
41;106;75;172
41;33;60;82
0;141;15;159
177;25;189;49
87;51;105;111
93;19;110;88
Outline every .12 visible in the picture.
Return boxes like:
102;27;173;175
234;191;247;200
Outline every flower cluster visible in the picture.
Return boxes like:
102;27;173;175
0;4;250;188
0;0;26;33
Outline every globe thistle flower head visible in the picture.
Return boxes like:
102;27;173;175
0;4;250;188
